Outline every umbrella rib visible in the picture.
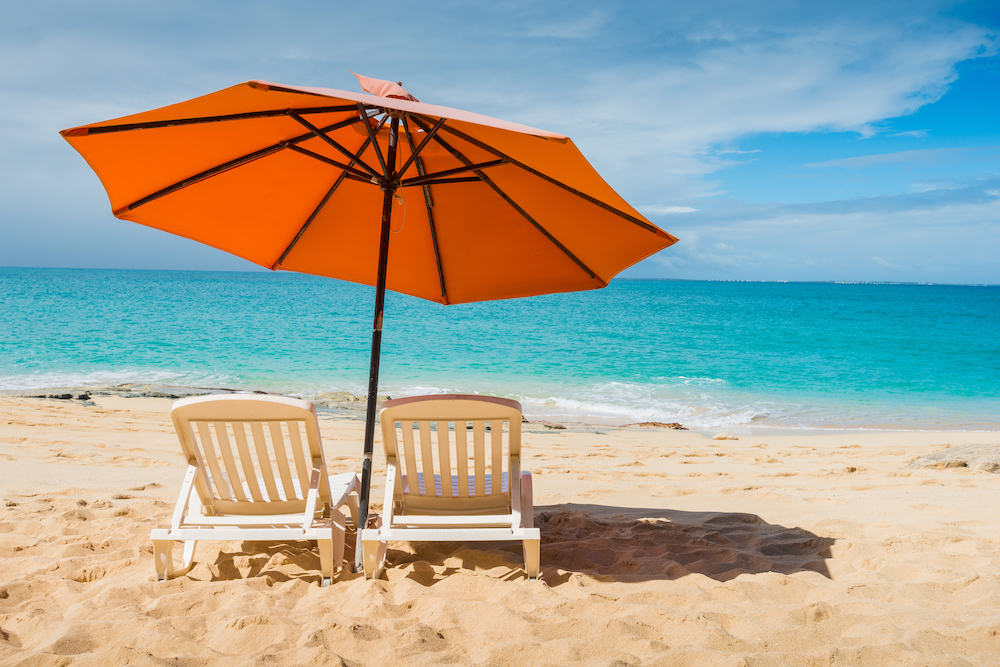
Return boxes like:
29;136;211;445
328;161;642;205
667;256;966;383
121;114;368;212
287;111;381;180
69;105;361;136
357;103;389;178
394;117;447;180
413;114;668;237
480;174;602;283
281;143;375;182
124;144;283;211
409;116;602;284
274;135;376;269
403;117;448;303
274;175;346;269
399;176;481;187
399;160;505;188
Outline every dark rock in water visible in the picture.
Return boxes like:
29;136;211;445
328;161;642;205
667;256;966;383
3;383;389;413
7;389;93;403
907;444;1000;473
311;392;391;411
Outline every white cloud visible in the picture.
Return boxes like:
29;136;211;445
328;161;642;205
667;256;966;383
803;146;1000;169
507;6;997;199
630;183;1000;283
889;129;930;138
870;255;897;268
716;148;762;156
519;10;607;39
637;205;698;215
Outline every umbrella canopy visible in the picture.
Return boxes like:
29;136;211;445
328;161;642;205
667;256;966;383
61;75;678;573
61;76;676;304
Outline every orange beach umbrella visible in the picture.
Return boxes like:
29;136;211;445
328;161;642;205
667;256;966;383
61;74;678;570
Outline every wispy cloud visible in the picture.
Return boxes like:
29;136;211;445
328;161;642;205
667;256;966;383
803;146;1000;169
520;10;607;39
637;205;698;215
889;129;930;138
715;148;762;156
628;178;1000;283
871;255;898;268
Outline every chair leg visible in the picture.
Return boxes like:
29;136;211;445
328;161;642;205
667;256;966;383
153;539;197;581
523;538;540;581
344;488;360;529
361;533;386;580
520;471;534;529
152;540;173;581
317;538;333;588
331;508;346;576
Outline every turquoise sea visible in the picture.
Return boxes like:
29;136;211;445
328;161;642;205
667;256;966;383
1;267;997;430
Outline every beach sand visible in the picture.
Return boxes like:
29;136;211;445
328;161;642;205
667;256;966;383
2;394;999;666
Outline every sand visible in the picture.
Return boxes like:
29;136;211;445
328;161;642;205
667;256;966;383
2;394;1000;666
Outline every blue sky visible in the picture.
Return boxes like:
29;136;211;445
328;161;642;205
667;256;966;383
2;0;998;284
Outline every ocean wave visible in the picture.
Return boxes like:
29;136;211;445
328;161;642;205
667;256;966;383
0;369;196;391
2;370;997;431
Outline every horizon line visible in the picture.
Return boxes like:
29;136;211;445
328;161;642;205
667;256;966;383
1;265;995;288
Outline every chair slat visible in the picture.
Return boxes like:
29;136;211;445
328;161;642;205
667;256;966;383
213;422;247;501
249;422;280;501
401;422;419;496
265;421;296;501
233;422;264;501
473;420;486;496
418;421;435;496
455;421;469;498
436;421;452;497
197;421;230;501
491;420;503;495
284;421;309;501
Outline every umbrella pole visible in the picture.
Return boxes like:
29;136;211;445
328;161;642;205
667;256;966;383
356;115;400;573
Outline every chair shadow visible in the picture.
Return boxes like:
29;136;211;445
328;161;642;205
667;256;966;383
388;503;834;587
210;540;345;586
205;505;835;587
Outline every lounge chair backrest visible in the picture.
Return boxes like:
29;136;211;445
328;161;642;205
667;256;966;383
379;395;522;514
171;394;330;516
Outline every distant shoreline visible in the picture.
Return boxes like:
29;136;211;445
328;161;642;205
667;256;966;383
1;266;996;287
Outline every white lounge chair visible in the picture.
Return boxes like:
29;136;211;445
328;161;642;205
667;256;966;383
150;394;360;586
361;394;540;580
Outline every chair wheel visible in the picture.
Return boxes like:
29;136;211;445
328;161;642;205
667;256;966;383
321;577;331;587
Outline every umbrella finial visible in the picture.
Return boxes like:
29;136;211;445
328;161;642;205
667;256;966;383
351;71;419;102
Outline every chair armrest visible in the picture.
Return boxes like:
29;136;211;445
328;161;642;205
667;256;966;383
380;459;398;529
303;458;323;531
171;463;199;530
509;456;522;529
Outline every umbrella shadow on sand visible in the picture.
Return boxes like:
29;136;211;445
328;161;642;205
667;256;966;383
533;504;835;585
385;504;834;586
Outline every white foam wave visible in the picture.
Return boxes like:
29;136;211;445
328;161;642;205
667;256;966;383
4;370;994;431
373;377;776;428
